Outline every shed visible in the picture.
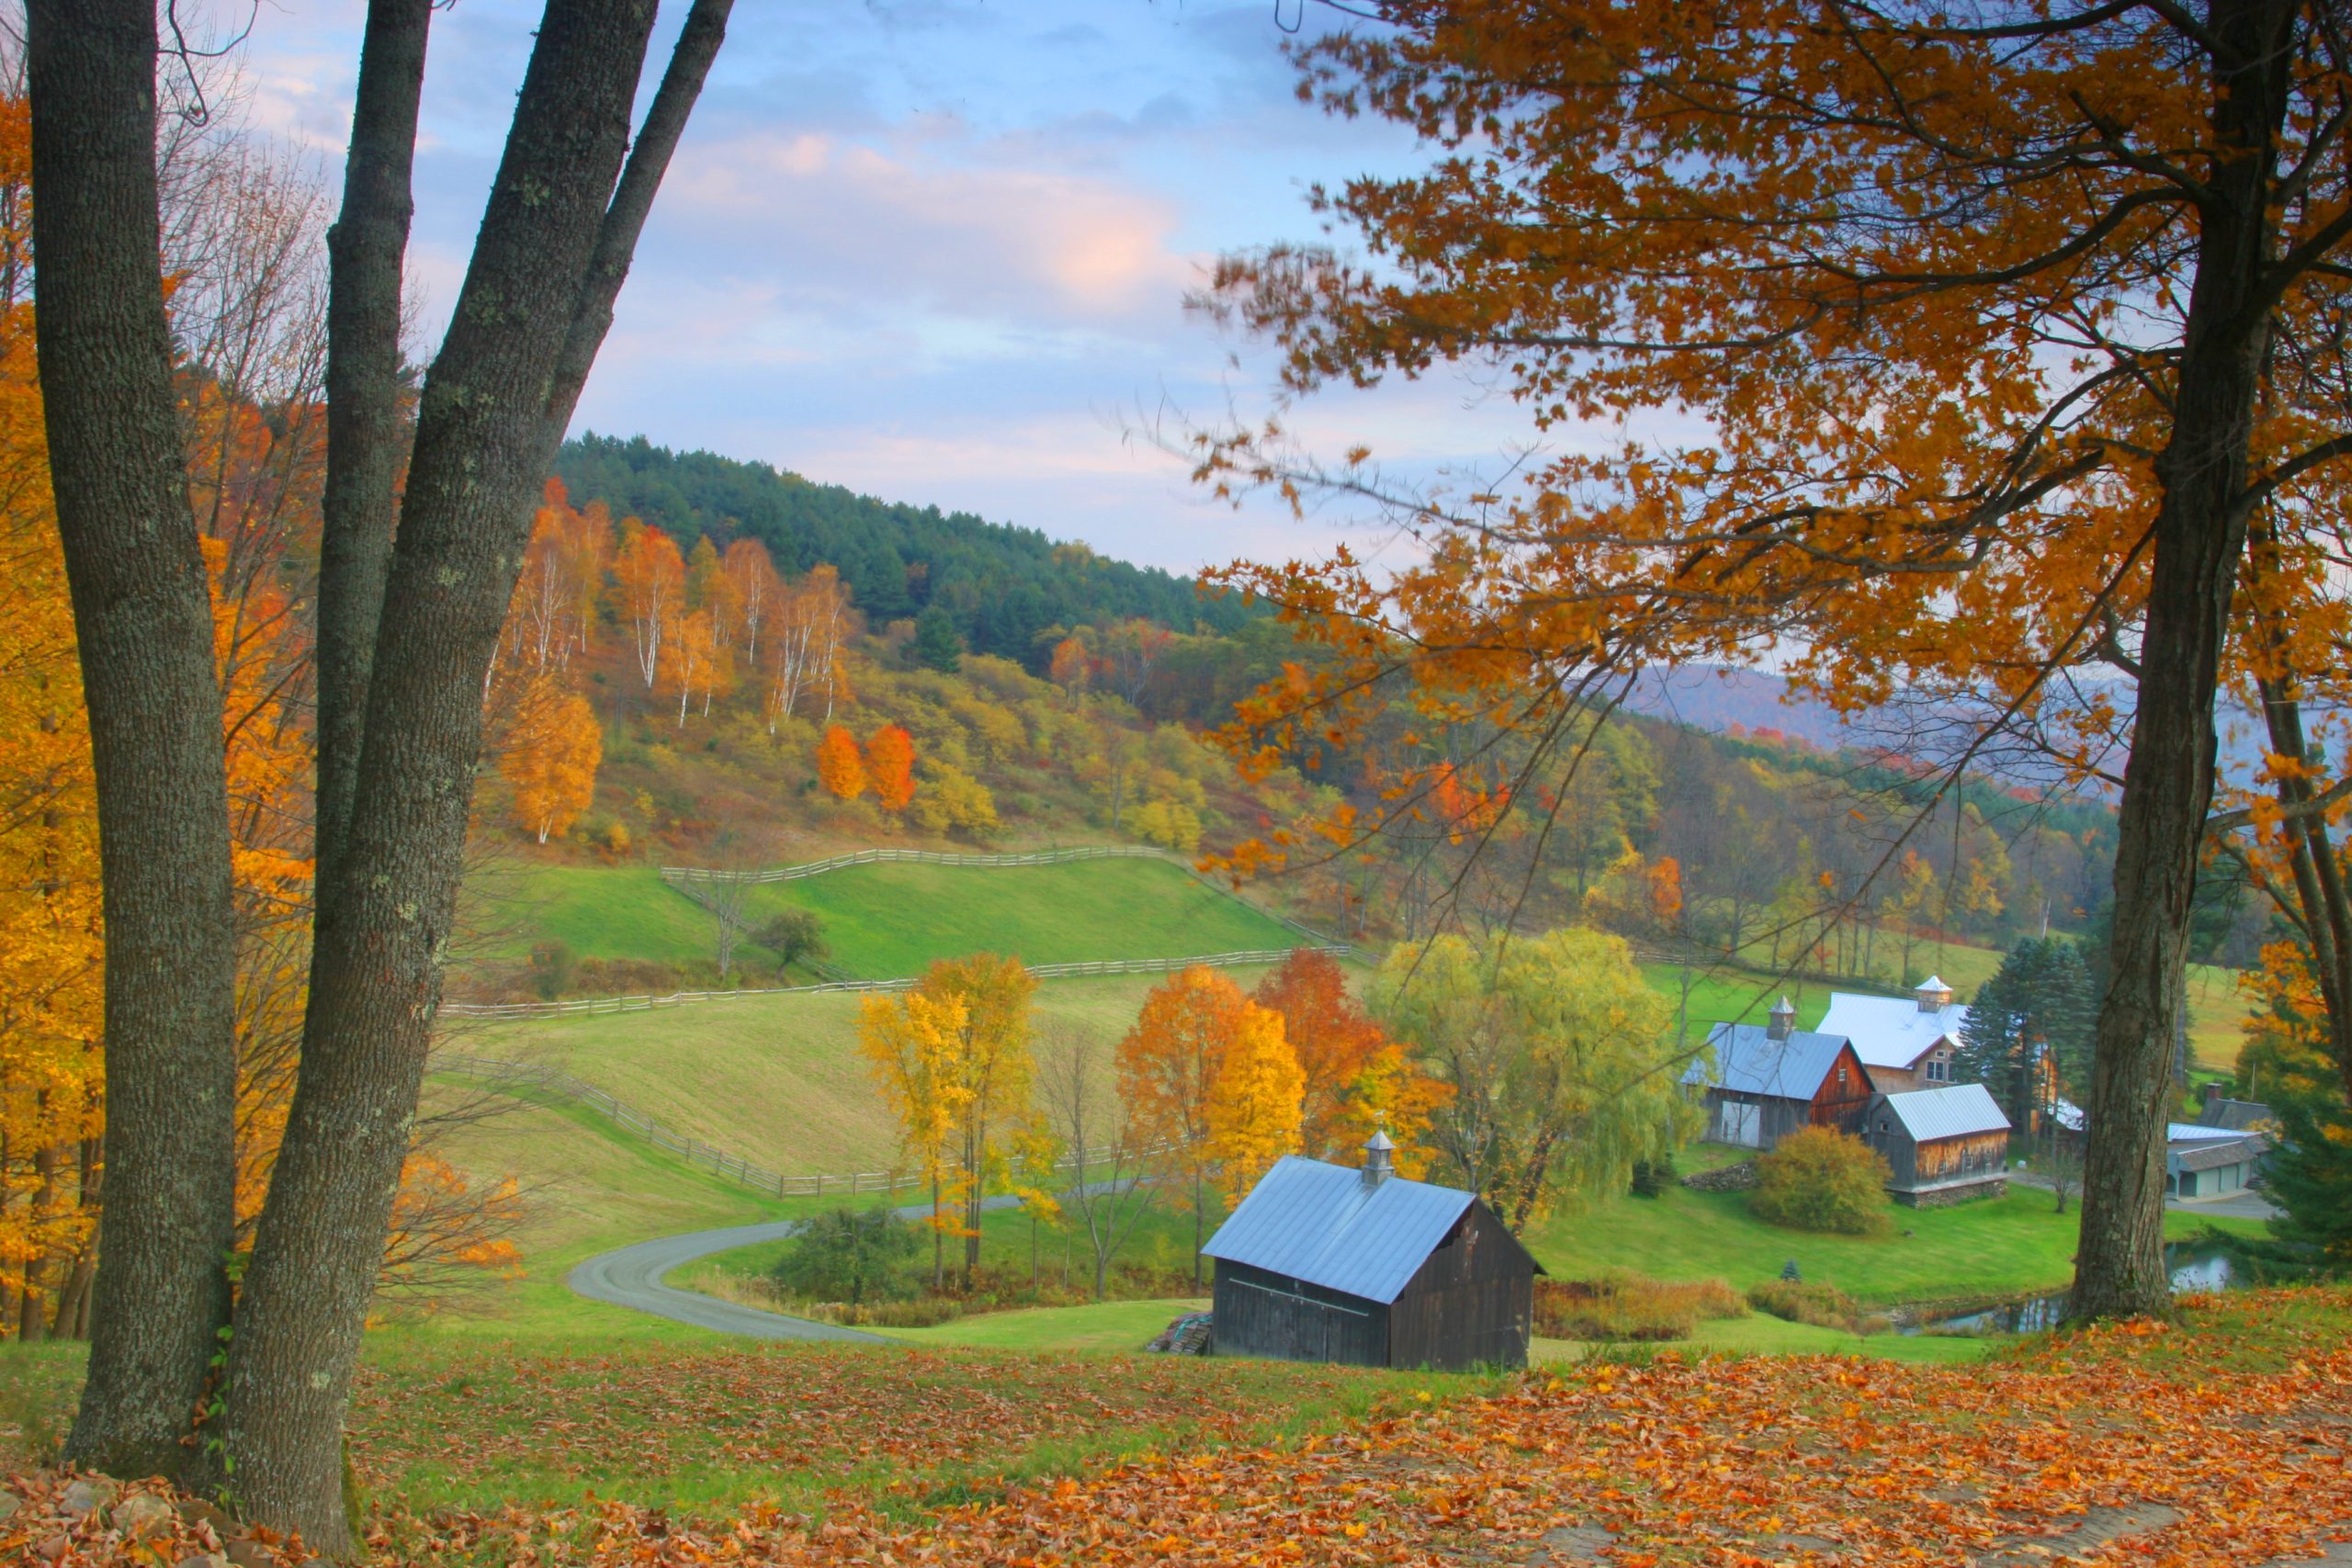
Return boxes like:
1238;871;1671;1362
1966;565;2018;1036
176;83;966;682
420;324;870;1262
1201;1136;1543;1371
1864;1083;2012;1205
1818;978;1970;1092
2167;1122;2269;1197
1686;1005;1875;1150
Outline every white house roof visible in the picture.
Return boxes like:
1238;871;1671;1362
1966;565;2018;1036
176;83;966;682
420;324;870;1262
2166;1122;2246;1144
1818;990;1972;1071
1878;1082;2010;1142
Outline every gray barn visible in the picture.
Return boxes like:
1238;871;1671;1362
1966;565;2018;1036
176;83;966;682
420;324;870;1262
1201;1135;1542;1371
1863;1082;2012;1205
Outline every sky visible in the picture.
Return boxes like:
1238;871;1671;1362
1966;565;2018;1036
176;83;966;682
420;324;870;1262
224;0;1549;578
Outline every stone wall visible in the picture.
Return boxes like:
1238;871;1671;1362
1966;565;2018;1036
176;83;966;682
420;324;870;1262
1682;1159;1759;1193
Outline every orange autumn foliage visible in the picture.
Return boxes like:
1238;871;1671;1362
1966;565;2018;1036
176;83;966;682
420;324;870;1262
817;724;867;801
865;724;917;813
1251;947;1447;1176
498;679;604;844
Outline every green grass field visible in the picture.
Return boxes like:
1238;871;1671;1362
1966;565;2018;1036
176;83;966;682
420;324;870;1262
453;968;1282;1179
1643;940;2253;1072
466;856;1309;979
1520;1162;2264;1307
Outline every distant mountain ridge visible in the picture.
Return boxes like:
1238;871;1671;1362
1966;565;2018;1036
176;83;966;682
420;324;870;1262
555;434;1258;670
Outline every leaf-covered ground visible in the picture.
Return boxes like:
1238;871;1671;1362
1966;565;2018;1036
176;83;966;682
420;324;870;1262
7;1288;2349;1566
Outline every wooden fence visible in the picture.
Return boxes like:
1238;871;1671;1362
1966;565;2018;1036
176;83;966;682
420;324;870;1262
433;1052;1170;1201
442;946;1351;1022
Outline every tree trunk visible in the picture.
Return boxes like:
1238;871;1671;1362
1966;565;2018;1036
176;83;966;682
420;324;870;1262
216;0;696;1544
2070;0;2291;1324
312;0;432;896
28;0;242;1478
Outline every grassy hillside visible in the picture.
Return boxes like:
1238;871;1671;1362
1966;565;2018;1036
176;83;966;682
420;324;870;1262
1658;935;2253;1072
452;969;1283;1178
466;856;1310;982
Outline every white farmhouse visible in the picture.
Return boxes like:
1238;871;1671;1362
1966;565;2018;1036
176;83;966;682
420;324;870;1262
1817;976;1971;1093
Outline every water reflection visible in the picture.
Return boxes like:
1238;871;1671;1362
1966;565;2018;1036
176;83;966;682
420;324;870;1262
1905;1246;2239;1337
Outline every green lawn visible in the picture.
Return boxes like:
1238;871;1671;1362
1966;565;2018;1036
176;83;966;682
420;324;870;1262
738;857;1306;979
1521;1175;2266;1307
1533;1314;1998;1366
464;855;1310;980
881;1298;1211;1353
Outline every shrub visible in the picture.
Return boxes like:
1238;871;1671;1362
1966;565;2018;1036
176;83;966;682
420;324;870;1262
1629;1153;1679;1198
770;1206;922;1306
527;940;577;1000
1747;1278;1886;1336
1533;1273;1746;1342
1750;1126;1894;1235
754;909;827;969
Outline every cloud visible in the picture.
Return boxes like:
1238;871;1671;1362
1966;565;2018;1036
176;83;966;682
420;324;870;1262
653;129;1198;337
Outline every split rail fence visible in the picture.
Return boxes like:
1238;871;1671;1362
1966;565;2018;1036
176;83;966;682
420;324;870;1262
443;945;1351;1022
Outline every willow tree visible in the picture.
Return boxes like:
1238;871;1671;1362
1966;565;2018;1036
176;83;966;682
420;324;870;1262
1194;0;2352;1321
29;0;731;1545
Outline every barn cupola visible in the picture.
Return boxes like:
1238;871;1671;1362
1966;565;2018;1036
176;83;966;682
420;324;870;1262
1362;1127;1396;1189
1767;996;1797;1041
1916;976;1953;1014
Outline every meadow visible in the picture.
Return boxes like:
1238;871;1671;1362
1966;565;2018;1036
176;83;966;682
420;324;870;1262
466;854;1308;979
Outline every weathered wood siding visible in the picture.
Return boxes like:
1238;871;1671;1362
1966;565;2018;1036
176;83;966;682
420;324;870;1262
1868;1118;2009;1192
1212;1261;1388;1367
1386;1202;1538;1371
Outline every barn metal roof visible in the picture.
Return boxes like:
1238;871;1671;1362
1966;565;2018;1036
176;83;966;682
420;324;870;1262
2171;1134;2265;1173
1201;1156;1476;1304
1878;1082;2010;1142
1688;1023;1856;1100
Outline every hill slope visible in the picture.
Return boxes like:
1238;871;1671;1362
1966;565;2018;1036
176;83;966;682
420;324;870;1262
555;434;1256;662
469;855;1311;982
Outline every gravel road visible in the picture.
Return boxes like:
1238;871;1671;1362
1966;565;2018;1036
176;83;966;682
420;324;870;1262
567;1192;1040;1341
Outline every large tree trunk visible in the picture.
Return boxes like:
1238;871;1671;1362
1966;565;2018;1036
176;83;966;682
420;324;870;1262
2068;0;2292;1323
216;0;730;1545
28;0;241;1477
311;0;433;894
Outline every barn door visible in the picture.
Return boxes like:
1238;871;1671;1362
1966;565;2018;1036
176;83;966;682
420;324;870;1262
1722;1101;1759;1148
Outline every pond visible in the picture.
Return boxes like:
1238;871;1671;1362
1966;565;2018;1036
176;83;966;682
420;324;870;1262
1903;1244;2242;1337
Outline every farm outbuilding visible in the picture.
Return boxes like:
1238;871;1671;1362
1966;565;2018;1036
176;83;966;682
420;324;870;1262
1864;1082;2012;1205
1687;1002;1876;1151
1201;1134;1544;1371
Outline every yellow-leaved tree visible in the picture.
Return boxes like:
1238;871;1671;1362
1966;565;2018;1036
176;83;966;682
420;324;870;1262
1205;1004;1304;1203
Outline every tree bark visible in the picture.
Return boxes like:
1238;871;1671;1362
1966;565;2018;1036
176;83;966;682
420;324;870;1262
312;0;433;894
218;0;710;1543
28;0;241;1477
2069;0;2293;1323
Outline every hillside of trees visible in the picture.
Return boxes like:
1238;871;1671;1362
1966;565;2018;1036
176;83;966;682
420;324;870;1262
470;468;2256;998
553;434;1261;666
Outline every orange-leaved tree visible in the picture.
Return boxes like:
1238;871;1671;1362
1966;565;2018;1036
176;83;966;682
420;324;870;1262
497;678;604;843
1193;0;2352;1321
817;723;867;801
1118;965;1253;1284
1204;1003;1303;1203
1250;947;1385;1158
866;724;917;814
613;517;684;693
